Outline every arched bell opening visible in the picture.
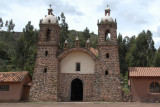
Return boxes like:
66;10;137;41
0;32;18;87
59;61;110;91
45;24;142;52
105;30;111;41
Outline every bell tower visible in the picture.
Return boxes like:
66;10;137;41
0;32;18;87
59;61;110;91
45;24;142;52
29;5;60;101
94;5;122;101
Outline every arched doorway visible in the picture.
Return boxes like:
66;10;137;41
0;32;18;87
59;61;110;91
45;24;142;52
70;78;83;101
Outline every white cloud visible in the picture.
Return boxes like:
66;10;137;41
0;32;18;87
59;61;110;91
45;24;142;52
0;0;160;49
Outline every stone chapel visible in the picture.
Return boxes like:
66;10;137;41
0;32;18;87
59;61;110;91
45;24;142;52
29;5;122;102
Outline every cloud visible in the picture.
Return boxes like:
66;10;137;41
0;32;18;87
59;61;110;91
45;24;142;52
53;1;83;16
152;26;160;49
0;0;84;32
153;37;160;49
156;26;160;35
0;0;160;49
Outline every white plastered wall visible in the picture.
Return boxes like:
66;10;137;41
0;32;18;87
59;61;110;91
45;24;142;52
60;51;95;74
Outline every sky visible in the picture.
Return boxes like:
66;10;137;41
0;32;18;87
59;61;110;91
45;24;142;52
0;0;160;49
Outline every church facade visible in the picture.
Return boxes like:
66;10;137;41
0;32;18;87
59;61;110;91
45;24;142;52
29;6;122;102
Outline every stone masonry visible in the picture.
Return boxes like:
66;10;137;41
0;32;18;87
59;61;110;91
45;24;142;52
29;21;60;101
29;5;122;102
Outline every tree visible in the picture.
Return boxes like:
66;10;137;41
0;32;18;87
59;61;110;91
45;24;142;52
14;21;38;75
5;21;8;29
146;30;156;66
0;41;10;72
0;18;3;30
8;19;15;32
78;27;91;48
126;30;155;67
118;33;128;75
154;48;160;67
0;19;16;72
83;27;90;39
0;19;15;32
59;12;69;49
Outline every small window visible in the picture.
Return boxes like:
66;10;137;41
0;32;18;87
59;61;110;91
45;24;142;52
150;82;160;93
76;63;80;71
105;71;108;76
0;85;9;91
106;53;109;58
44;68;47;73
45;51;48;56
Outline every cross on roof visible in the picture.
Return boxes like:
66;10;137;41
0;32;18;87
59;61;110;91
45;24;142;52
49;4;52;8
48;4;53;15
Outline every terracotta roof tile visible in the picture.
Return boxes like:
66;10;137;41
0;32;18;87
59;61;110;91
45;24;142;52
90;47;98;56
129;67;160;77
0;71;29;82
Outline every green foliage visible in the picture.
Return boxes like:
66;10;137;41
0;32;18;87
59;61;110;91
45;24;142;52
0;18;3;30
121;72;130;94
126;30;156;67
59;13;97;49
118;33;128;75
119;30;157;79
59;12;69;49
8;19;15;32
79;27;91;47
0;41;9;72
0;19;16;72
67;29;97;49
13;21;38;76
154;48;160;67
0;41;8;60
1;19;15;32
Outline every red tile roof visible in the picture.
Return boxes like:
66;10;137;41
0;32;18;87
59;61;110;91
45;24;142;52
129;67;160;77
0;71;29;82
90;47;98;56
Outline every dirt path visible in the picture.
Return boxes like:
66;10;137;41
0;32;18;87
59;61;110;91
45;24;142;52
1;102;160;107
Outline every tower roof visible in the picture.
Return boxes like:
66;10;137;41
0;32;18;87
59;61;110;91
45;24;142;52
42;4;57;24
101;5;114;23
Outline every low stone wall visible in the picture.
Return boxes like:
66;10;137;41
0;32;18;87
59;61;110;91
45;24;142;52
122;93;133;102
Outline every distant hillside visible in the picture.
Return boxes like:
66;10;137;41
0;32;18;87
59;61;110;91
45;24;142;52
0;31;23;41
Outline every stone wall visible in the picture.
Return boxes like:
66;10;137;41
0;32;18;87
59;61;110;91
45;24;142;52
97;23;117;46
29;23;60;101
93;59;122;101
58;47;122;102
38;24;60;45
29;46;59;101
94;22;122;101
59;73;94;102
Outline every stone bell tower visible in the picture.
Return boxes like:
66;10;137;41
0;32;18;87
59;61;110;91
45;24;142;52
29;5;60;101
94;5;122;101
